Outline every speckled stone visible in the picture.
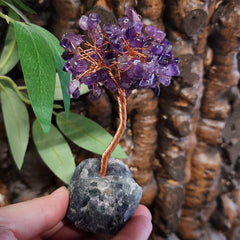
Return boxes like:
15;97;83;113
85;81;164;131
67;158;142;234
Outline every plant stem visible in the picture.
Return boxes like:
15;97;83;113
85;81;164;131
0;12;14;24
0;76;31;104
0;76;63;111
18;86;27;90
100;87;127;176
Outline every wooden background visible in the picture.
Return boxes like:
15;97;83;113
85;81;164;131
1;0;240;239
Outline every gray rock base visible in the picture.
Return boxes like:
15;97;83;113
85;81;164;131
67;158;142;234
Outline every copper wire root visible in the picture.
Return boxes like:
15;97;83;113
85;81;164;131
100;88;127;176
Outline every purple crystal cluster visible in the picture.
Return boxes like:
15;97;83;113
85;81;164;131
60;7;180;100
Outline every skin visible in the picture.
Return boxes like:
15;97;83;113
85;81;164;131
0;186;152;240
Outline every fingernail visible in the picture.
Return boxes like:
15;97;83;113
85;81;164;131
51;186;67;195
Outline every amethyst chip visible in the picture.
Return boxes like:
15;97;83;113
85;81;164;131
60;7;180;100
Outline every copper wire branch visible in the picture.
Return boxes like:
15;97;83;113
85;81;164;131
100;87;127;176
75;38;128;176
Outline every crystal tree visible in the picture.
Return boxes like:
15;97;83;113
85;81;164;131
60;7;180;176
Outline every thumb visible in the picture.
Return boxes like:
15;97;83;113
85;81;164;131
0;186;69;240
113;205;153;240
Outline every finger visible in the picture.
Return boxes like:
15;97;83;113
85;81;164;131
49;222;86;240
41;220;65;238
113;205;153;240
133;204;152;220
0;186;69;240
0;227;17;240
50;222;112;240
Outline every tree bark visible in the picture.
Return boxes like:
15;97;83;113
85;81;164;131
1;0;240;239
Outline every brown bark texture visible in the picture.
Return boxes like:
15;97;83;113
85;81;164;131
1;0;240;239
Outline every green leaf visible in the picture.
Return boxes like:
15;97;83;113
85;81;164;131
56;112;127;159
80;83;90;96
54;73;63;101
0;0;8;6
0;75;31;105
0;22;19;75
11;0;35;13
0;0;35;14
29;25;71;117
0;86;29;169
14;21;56;133
1;0;30;23
55;75;89;100
32;120;76;185
0;9;19;75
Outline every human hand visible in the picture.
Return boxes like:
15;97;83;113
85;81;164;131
0;186;152;240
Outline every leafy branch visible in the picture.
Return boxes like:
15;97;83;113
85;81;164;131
0;0;126;184
0;76;31;104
